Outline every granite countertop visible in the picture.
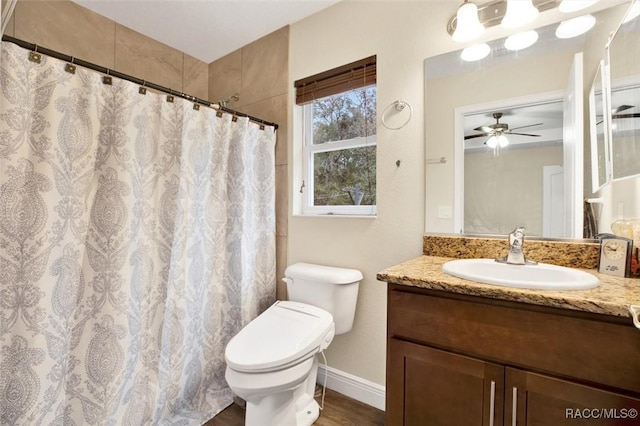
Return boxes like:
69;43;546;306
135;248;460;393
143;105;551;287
377;255;640;319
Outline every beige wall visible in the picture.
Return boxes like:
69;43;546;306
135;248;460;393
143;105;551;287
289;0;458;386
208;26;290;299
5;0;208;100
288;0;632;387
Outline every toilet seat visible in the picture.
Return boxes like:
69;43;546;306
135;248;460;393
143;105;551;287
225;301;334;373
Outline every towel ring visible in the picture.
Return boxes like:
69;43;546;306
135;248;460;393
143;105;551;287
382;100;412;130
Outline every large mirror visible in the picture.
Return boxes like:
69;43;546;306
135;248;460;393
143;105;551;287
424;2;633;239
608;1;640;181
589;60;608;193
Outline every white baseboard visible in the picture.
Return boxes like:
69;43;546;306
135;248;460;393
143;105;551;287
316;364;386;411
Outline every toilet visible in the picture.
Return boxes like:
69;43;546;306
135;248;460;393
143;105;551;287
224;263;363;426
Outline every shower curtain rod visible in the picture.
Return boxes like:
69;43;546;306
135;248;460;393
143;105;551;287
1;35;279;130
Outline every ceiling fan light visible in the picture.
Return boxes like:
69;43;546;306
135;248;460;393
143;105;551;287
559;0;598;14
555;14;596;39
505;30;539;51
501;0;539;29
486;135;498;148
497;134;509;148
461;43;491;61
452;1;485;42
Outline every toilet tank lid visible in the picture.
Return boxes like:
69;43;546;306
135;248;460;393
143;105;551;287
285;263;363;284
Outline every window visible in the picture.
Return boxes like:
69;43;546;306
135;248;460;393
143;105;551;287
295;56;377;215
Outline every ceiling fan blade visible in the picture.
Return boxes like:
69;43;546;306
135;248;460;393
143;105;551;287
474;126;494;133
612;113;640;119
612;104;634;114
464;133;490;140
509;123;543;131
507;132;541;137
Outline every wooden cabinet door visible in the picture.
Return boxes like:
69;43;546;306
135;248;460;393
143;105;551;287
506;368;640;426
387;338;504;426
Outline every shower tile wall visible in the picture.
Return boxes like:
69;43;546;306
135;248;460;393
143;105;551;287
9;0;209;100
208;27;290;300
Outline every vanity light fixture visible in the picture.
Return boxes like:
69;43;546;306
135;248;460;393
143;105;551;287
504;30;539;50
452;0;485;42
555;14;596;38
559;0;598;14
447;1;563;41
501;0;539;29
461;43;491;61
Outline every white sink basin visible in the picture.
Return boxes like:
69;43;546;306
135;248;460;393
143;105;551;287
442;259;600;290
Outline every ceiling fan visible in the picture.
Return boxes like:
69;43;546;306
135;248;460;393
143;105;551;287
465;112;543;141
596;105;637;125
611;104;639;120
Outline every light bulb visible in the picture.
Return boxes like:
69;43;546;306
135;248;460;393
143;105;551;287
497;134;509;148
452;1;485;42
555;14;596;39
461;43;491;61
502;0;539;29
486;136;498;148
505;30;539;51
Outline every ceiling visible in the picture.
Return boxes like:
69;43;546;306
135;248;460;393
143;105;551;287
72;0;340;63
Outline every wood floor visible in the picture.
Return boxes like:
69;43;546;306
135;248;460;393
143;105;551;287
203;388;385;426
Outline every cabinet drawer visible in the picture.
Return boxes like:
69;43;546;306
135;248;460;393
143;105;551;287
388;285;640;394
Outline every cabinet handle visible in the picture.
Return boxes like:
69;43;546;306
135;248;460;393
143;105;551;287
489;380;496;426
512;387;518;426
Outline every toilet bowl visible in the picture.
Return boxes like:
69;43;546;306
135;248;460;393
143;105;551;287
225;301;334;426
225;263;362;426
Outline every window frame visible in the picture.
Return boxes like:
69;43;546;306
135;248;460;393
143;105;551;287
301;97;377;216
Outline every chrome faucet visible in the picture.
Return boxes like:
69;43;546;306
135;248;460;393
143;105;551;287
496;227;537;265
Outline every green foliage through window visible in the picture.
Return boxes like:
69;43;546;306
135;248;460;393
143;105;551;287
309;87;376;207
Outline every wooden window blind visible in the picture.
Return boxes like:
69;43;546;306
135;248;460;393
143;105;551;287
294;55;376;105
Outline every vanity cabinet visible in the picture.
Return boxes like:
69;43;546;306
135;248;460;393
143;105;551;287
386;284;640;426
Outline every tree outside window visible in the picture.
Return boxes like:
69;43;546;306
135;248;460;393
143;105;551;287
304;86;376;214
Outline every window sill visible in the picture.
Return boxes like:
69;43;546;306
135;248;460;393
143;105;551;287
293;213;377;219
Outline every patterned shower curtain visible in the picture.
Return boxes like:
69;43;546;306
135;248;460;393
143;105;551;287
0;41;276;425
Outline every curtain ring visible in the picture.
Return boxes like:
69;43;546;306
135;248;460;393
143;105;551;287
139;80;147;95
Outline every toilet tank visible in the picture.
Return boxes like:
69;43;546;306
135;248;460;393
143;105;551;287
284;263;362;335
